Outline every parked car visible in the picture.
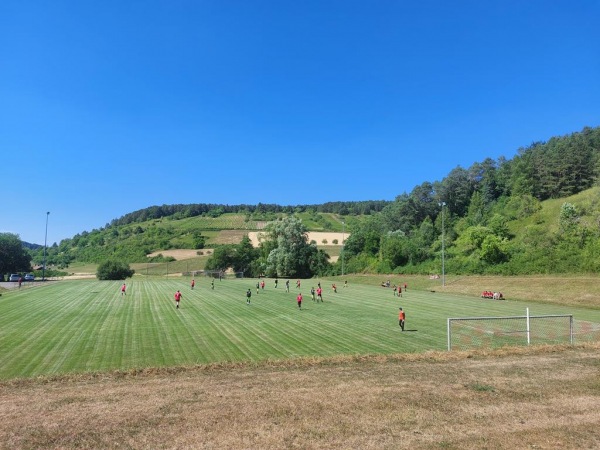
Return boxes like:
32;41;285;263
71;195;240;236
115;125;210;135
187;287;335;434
9;274;21;282
24;273;35;281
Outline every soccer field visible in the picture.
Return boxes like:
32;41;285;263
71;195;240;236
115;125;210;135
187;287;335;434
1;278;599;379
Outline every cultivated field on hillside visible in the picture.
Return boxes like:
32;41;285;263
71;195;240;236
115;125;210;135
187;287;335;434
146;249;211;260
247;231;347;248
138;230;348;265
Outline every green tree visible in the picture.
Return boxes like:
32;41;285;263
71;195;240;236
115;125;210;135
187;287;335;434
343;215;383;257
480;234;508;264
263;216;330;277
438;166;474;217
0;233;32;276
381;231;410;268
307;247;331;275
96;260;134;280
233;236;258;275
487;214;510;239
466;191;486;226
191;231;206;250
204;237;259;275
559;202;579;231
205;245;236;271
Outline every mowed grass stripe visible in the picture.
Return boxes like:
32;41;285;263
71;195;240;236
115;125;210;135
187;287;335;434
143;280;178;367
33;282;127;375
227;285;304;358
85;282;133;370
1;284;72;376
199;287;277;362
1;278;600;379
41;285;112;374
256;287;396;356
228;289;342;359
133;280;200;368
169;282;249;362
184;282;249;362
2;282;98;376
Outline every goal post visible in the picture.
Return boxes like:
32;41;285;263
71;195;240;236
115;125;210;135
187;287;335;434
447;313;574;351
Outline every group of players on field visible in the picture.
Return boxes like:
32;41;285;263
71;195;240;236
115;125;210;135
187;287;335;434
244;279;343;309
119;278;408;329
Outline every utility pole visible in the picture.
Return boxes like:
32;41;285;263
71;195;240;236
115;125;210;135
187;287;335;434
42;211;50;281
439;202;446;287
341;220;345;277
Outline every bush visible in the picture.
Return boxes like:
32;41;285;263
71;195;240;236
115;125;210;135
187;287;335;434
96;260;135;280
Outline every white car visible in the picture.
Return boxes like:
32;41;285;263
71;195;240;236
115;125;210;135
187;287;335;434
8;274;21;282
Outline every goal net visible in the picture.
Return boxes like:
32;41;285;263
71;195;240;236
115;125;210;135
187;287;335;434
447;313;573;351
204;270;244;279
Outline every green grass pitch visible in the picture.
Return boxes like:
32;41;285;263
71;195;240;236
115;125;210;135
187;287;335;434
0;278;599;379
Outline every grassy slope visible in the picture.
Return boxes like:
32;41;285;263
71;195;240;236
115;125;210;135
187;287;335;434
506;186;600;238
1;278;599;380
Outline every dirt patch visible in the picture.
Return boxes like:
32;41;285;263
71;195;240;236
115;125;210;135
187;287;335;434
146;249;211;260
211;230;248;245
248;231;349;247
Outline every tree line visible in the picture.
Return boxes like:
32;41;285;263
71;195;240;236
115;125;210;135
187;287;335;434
109;200;390;227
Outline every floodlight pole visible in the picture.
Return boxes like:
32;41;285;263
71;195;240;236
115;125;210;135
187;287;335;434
341;220;345;277
42;211;50;281
439;202;446;287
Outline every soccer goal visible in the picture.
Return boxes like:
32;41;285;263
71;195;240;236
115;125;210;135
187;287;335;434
204;270;244;279
447;310;573;351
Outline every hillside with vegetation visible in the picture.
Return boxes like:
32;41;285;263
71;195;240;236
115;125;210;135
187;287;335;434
22;125;600;277
341;126;600;275
28;208;366;270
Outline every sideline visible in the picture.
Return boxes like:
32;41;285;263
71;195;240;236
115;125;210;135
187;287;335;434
3;342;598;386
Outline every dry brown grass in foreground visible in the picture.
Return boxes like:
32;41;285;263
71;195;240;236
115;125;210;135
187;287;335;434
1;345;599;449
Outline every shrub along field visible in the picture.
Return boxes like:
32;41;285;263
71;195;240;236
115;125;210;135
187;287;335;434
1;277;599;380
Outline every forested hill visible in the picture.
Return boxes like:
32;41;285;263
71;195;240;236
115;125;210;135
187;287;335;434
109;200;391;227
341;125;600;275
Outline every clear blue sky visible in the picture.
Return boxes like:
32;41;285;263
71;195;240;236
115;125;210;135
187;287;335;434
1;1;599;245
